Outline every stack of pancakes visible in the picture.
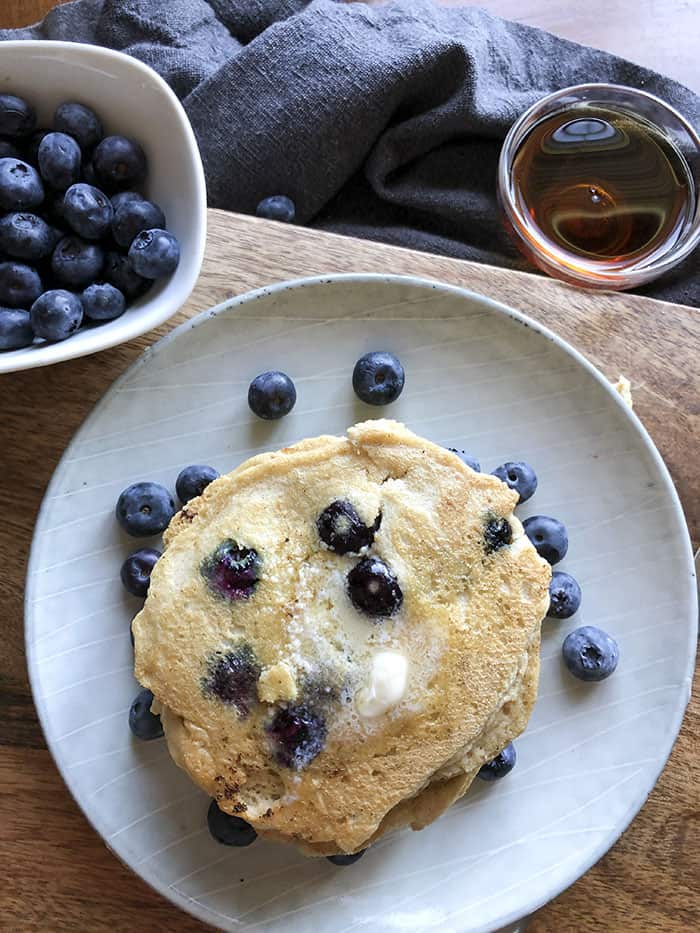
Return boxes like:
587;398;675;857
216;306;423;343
133;420;550;855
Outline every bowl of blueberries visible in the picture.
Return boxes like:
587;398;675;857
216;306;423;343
0;41;207;372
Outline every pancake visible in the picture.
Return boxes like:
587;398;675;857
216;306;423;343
133;419;551;854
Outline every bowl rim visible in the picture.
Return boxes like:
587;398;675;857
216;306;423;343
497;82;700;289
0;40;207;374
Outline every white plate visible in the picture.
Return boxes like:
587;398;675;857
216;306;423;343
26;274;697;932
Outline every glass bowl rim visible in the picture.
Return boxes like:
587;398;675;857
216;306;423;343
498;82;700;287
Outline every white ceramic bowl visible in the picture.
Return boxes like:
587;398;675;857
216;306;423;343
0;41;207;373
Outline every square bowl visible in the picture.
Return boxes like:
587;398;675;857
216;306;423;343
0;40;207;373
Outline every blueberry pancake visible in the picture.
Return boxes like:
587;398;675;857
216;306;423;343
133;420;551;855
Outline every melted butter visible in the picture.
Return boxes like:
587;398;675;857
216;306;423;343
355;651;408;718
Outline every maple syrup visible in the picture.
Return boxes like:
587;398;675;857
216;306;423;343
509;106;693;266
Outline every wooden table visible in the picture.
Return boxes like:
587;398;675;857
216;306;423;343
2;210;699;932
2;2;699;931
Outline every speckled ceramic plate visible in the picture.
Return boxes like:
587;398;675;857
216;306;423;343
26;275;697;932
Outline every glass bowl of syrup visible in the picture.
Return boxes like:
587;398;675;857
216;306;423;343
498;84;700;290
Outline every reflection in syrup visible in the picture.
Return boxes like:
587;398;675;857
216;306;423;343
511;108;693;263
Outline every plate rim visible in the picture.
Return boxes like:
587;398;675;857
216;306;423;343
24;272;699;932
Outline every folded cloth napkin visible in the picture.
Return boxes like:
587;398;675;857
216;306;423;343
4;0;699;305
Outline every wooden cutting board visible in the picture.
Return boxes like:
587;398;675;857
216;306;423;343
2;209;698;932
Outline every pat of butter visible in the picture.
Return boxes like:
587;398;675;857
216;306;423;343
355;651;408;718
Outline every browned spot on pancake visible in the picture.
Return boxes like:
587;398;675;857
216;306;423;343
223;782;240;799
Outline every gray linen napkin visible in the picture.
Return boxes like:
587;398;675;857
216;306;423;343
4;0;699;305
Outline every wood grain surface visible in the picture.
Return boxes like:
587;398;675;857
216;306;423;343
1;209;698;932
4;0;700;93
1;0;699;930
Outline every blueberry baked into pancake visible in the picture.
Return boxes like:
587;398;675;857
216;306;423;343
132;419;551;856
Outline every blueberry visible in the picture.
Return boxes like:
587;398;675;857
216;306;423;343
207;800;258;847
327;850;366;866
0;140;21;160
0;261;43;308
112;198;165;248
448;448;481;472
30;289;83;342
492;461;538;504
63;183;113;240
120;547;161;597
45;190;68;225
81;282;125;321
128;228;180;279
255;195;296;223
0;212;53;261
53;101;103;151
347;556;403;617
103;250;149;299
128;688;164;740
46;224;65;253
317;500;379;555
93;135;147;189
0;158;44;210
562;626;619;682
38;132;81;190
477;742;516;781
80;159;98;187
248;370;296;420
201;540;261;601
523;515;568;565
176;464;220;504
0;308;33;350
51;235;103;288
352;351;405;406
24;128;50;165
110;190;143;212
484;515;512;553
115;481;176;537
203;644;261;717
34;260;58;295
266;705;327;769
0;95;36;138
547;571;582;620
